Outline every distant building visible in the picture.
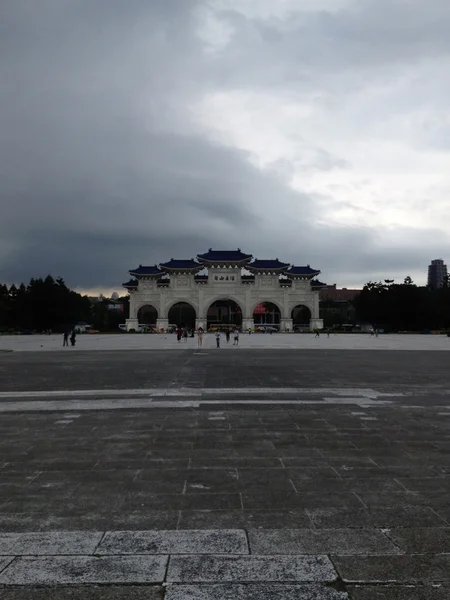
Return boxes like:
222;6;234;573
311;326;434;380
427;259;448;289
319;285;361;327
319;284;361;303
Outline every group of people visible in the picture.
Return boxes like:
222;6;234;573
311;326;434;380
175;326;240;348
215;328;240;348
62;329;77;347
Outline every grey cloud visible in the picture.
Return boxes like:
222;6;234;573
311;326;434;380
0;0;448;290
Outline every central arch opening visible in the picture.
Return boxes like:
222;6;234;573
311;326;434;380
168;302;196;329
207;299;242;330
137;304;157;325
291;304;312;330
253;302;281;329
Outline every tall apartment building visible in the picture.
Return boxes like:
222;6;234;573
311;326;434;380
427;259;448;289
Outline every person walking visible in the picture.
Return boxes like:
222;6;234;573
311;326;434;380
233;328;239;346
315;328;320;338
215;330;221;348
70;329;76;347
225;329;230;343
182;328;188;342
176;327;182;342
197;327;204;347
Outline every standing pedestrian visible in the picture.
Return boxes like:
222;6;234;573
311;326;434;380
225;329;230;343
197;327;204;347
176;327;182;342
233;328;239;346
63;330;69;346
182;328;188;342
215;331;221;348
70;329;76;347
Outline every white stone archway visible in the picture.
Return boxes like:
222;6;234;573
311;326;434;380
124;250;324;331
206;297;244;329
165;300;197;330
137;304;159;325
290;303;313;330
251;299;282;329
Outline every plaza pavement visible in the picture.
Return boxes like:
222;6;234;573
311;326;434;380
1;338;450;598
1;331;450;352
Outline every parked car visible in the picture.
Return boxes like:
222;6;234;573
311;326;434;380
74;323;93;333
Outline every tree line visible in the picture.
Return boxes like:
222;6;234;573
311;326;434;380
353;276;450;331
0;275;129;332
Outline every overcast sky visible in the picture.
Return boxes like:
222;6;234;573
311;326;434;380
1;0;450;293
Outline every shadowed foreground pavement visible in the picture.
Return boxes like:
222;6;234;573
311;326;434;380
1;348;450;598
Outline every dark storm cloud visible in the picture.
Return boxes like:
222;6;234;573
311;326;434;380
1;0;449;290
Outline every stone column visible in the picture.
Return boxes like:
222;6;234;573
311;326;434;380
242;318;254;331
125;318;139;331
195;318;206;330
197;287;205;325
312;290;320;319
156;319;168;332
281;318;293;332
125;291;139;331
309;318;324;331
129;291;137;320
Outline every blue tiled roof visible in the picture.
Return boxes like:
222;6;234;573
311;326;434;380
197;249;252;262
311;279;327;288
285;265;321;276
129;265;164;276
122;279;138;287
160;259;201;270
248;259;290;270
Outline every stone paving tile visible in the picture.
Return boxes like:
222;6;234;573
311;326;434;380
307;506;448;528
0;586;164;599
249;529;401;555
333;555;450;583
334;467;432;479
98;530;248;555
347;585;450;599
189;458;285;469
177;510;311;529
0;532;103;555
290;479;403;494
0;555;168;585
281;457;346;467
165;583;349;599
242;492;363;510
351;491;424;507
167;554;337;583
385;528;450;553
33;470;140;484
276;466;340;479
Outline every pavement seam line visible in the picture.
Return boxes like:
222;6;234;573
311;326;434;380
380;528;405;554
352;491;368;509
0;556;16;576
244;529;251;555
92;531;107;555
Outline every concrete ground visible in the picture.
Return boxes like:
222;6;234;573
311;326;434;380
1;339;450;598
1;331;450;352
